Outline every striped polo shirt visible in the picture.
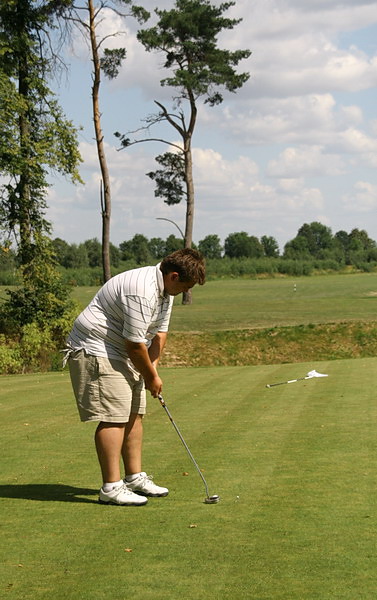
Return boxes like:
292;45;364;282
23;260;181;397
66;264;173;362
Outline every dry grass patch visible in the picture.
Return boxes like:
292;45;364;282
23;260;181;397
161;321;377;367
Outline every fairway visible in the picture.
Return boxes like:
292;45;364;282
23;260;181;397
1;359;377;599
68;272;377;331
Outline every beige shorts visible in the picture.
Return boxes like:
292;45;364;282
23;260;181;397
68;349;146;423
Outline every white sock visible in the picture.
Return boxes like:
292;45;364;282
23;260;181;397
125;472;142;482
103;479;123;492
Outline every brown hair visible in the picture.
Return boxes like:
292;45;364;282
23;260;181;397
160;248;206;285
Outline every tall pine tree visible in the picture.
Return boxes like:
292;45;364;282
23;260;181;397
117;0;250;303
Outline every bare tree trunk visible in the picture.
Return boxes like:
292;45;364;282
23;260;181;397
88;0;111;282
184;145;194;250
182;141;194;305
18;30;32;266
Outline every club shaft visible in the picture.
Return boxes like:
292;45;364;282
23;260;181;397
158;396;210;498
267;376;307;387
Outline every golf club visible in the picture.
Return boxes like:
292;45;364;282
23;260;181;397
157;394;220;504
266;369;328;388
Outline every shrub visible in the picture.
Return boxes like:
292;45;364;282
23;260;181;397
58;266;104;287
277;260;314;276
355;261;377;273
0;335;23;374
58;260;140;286
313;259;343;272
0;307;80;374
0;270;18;285
19;323;56;371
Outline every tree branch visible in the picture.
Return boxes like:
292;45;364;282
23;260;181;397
116;137;183;152
154;101;186;137
97;30;125;50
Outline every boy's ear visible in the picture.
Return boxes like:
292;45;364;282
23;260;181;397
169;271;180;282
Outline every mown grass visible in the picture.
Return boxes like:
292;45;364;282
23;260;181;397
1;359;377;599
170;273;377;331
2;272;377;331
68;272;377;331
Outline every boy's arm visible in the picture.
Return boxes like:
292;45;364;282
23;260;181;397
125;340;163;397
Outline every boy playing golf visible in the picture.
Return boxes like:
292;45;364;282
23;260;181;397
64;248;205;505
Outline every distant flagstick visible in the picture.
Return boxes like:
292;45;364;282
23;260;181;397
266;369;328;388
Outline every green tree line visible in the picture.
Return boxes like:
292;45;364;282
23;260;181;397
1;222;376;283
51;223;377;266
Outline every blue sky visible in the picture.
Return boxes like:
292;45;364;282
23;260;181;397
47;0;377;252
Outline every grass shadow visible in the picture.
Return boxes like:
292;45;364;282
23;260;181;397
0;484;99;504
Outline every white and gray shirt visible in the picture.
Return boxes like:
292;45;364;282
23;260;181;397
66;264;173;362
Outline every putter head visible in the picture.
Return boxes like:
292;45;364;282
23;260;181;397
204;494;220;504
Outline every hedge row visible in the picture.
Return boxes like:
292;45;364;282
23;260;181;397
1;257;376;288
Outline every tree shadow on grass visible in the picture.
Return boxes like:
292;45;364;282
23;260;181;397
0;484;99;504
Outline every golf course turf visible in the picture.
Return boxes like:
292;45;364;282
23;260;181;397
1;358;377;599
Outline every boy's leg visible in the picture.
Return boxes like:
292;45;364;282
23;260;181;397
95;422;126;483
95;421;148;505
122;413;143;476
122;413;169;498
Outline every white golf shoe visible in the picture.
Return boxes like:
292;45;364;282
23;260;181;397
126;472;169;497
99;482;148;506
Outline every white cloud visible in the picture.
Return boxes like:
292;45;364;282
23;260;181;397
227;0;377;41
201;93;361;147
342;181;377;212
276;178;324;211
193;148;259;198
339;128;377;154
267;146;346;178
220;0;377;101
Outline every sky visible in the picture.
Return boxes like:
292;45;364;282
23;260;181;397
47;0;377;253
